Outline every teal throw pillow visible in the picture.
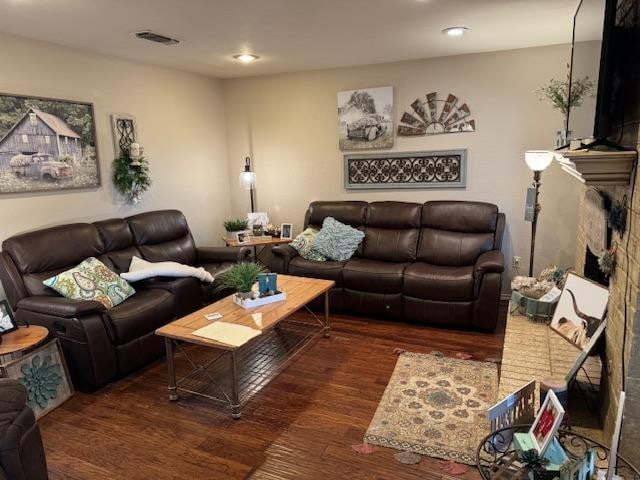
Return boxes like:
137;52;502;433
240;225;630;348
311;217;364;261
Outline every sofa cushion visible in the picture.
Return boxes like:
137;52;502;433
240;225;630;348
288;257;345;287
305;201;368;229
104;288;173;345
343;258;407;294
404;262;474;302
3;223;104;275
417;228;494;266
312;217;365;261
421;201;498;232
127;210;197;265
43;257;135;309
94;219;134;252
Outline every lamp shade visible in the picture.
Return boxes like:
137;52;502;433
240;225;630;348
239;170;256;190
524;150;554;172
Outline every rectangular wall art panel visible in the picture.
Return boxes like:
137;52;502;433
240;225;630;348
344;150;467;190
0;93;100;194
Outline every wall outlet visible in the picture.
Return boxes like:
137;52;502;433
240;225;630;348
512;256;522;270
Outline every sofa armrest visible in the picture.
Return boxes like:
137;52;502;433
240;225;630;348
474;250;504;279
270;244;298;273
197;246;251;264
17;296;106;318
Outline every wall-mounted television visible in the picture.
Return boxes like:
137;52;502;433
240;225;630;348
567;0;640;146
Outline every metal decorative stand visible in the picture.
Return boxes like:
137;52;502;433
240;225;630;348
477;425;640;480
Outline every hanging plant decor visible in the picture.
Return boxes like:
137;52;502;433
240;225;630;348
112;151;151;205
608;198;627;235
597;244;617;278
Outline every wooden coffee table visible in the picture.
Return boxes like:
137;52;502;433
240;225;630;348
155;275;334;418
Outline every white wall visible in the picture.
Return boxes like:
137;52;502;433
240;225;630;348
0;33;232;300
222;44;583;286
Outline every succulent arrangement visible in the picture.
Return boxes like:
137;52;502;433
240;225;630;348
223;218;249;232
216;262;264;294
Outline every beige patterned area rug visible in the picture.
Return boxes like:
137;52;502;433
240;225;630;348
364;352;498;465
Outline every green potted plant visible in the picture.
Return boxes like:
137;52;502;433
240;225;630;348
223;218;249;241
217;262;264;300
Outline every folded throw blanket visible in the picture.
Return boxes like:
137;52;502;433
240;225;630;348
121;256;214;283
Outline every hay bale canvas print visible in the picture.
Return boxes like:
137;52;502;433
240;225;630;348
0;93;100;194
337;86;393;151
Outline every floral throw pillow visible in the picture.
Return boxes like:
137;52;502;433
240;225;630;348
290;228;327;262
43;257;135;309
311;217;365;262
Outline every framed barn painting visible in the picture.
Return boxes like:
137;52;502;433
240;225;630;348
338;86;394;151
0;93;100;194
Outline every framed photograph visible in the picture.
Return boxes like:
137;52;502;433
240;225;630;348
280;223;293;240
235;231;250;244
0;300;17;335
1;338;74;419
337;86;393;151
550;272;609;351
529;390;565;456
247;212;269;229
344;150;467;190
0;92;100;194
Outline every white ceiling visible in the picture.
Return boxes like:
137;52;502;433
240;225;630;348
0;0;580;78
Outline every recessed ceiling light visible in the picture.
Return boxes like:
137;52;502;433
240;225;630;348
442;27;468;37
233;54;260;63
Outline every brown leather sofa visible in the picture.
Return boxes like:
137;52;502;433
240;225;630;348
0;210;250;391
271;201;505;330
0;378;48;480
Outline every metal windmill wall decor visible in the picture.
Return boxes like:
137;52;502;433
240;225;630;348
397;92;475;136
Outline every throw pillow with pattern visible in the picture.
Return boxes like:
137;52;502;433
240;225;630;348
311;217;365;262
43;257;135;309
290;228;327;262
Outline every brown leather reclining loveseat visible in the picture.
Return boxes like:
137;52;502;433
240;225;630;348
0;210;250;391
271;201;505;330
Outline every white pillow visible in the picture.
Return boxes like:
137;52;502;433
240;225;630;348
121;256;214;283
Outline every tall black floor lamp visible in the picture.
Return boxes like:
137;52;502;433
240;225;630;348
524;150;554;277
239;156;256;213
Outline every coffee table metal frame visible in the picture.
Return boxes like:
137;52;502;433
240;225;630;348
163;291;330;419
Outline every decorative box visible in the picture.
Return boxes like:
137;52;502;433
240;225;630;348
233;291;286;309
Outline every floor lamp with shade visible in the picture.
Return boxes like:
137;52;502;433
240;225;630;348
524;150;554;277
239;156;256;213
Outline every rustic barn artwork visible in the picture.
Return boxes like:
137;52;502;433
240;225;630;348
397;92;475;136
110;114;137;156
344;150;467;190
0;93;100;194
338;86;394;151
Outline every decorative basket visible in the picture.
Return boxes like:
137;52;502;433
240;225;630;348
510;290;559;322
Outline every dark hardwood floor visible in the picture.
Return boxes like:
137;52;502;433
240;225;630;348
40;303;507;480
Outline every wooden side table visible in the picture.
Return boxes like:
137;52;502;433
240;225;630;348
0;325;49;364
222;236;292;266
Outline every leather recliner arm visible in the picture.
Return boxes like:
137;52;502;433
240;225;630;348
270;245;299;273
17;296;106;318
474;250;504;275
197;246;251;264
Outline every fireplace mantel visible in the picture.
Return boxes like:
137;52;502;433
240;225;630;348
557;149;637;186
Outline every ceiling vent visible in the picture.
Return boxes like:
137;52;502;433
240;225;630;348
134;31;180;46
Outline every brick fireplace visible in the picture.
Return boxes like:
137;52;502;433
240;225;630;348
573;137;640;459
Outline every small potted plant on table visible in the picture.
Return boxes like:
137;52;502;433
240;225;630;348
217;263;286;308
224;218;249;242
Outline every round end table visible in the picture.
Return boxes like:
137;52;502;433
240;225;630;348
0;325;49;361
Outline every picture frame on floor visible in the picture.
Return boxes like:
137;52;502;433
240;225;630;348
280;223;293;240
0;300;18;336
1;338;74;419
550;272;609;351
